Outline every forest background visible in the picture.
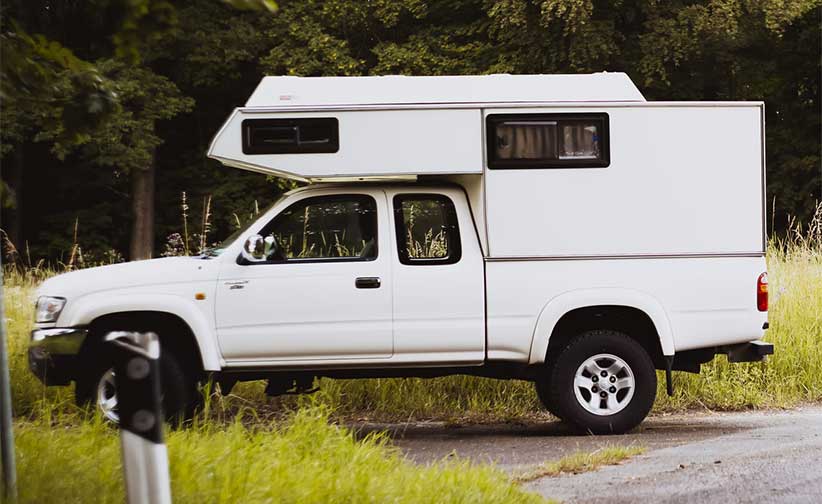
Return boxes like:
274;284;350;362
1;0;819;262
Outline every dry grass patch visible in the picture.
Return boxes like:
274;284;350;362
513;445;646;483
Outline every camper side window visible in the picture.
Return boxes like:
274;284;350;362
393;194;461;266
487;113;609;169
242;118;339;154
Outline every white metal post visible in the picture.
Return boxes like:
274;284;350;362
105;331;172;504
0;258;18;502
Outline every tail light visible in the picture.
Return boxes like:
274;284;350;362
757;272;768;311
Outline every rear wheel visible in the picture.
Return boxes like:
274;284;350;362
548;330;656;434
534;379;564;420
76;344;199;424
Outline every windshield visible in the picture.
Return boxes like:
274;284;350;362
202;196;285;257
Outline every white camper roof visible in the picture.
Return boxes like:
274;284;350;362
245;73;645;107
209;73;646;181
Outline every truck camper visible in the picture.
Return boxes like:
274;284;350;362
30;73;772;433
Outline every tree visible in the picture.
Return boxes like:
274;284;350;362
78;62;193;259
0;0;179;259
2;0;819;264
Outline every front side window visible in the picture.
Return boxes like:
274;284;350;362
257;194;377;262
393;194;461;265
487;113;609;169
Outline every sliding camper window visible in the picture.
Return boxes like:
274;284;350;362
393;194;461;266
486;113;609;169
242;118;339;154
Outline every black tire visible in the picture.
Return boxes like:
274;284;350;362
75;345;199;425
548;330;656;434
534;378;564;420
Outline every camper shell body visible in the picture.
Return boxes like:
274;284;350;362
30;74;772;433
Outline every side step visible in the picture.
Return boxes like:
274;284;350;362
264;375;319;397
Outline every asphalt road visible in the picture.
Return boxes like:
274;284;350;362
354;406;822;503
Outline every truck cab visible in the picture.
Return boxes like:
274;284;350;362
29;74;773;433
214;184;485;367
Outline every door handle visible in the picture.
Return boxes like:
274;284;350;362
225;280;248;290
355;277;381;289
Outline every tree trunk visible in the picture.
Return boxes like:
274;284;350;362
7;147;24;253
130;153;156;261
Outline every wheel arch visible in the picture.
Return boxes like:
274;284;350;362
65;293;221;371
528;289;674;367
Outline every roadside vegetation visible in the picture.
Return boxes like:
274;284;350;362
2;208;818;502
513;445;646;483
12;407;542;504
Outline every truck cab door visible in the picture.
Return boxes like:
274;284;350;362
215;189;393;364
387;188;486;364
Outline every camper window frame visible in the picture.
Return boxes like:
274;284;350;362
486;112;610;169
242;117;340;155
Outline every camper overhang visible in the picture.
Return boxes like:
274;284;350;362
207;73;647;182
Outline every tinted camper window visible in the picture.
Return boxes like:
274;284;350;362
487;113;609;169
242;118;339;154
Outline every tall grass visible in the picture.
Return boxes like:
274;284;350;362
12;407;543;504
2;208;819;503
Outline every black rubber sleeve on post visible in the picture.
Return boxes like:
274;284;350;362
108;343;165;444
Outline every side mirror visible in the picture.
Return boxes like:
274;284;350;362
263;235;279;259
241;235;267;263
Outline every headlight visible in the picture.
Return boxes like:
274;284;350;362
35;296;66;323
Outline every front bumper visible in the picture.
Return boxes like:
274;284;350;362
28;327;88;386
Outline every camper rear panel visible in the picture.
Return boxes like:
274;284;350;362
483;104;764;257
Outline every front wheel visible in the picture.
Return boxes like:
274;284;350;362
547;330;657;434
76;349;199;424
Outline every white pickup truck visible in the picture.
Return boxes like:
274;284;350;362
29;73;772;434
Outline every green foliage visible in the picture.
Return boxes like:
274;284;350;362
258;0;368;76
0;0;819;260
223;0;279;12
0;27;119;149
13;407;543;503
75;61;194;172
112;0;179;63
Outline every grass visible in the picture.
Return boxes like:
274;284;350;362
512;445;646;483
1;214;820;502
4;263;546;502
11;407;543;504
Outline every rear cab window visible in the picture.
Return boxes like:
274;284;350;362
393;194;461;265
